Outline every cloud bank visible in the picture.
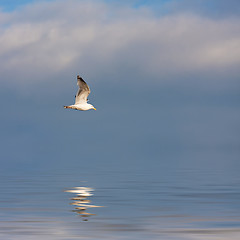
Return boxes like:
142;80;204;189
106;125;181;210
0;0;239;91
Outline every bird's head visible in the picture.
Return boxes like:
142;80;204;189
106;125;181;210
90;105;96;110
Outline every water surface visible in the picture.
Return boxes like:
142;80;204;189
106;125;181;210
1;151;240;240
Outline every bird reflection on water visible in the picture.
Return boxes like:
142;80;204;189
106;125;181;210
64;187;103;221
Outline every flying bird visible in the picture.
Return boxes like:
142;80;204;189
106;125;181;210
64;75;96;111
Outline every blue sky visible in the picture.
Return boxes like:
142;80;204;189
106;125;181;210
1;0;240;16
0;0;33;11
0;0;239;173
0;0;51;11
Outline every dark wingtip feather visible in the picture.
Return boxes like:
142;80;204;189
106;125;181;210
77;75;83;81
77;75;88;85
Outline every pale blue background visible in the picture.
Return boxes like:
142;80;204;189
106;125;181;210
0;1;240;239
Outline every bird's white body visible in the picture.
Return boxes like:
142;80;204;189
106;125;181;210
65;103;95;111
64;75;96;111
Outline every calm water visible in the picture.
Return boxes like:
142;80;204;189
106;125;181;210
1;150;240;240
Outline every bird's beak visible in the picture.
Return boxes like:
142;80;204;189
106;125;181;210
93;108;96;110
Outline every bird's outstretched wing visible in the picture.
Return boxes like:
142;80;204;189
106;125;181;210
75;75;90;104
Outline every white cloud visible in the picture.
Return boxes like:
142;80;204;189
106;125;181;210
0;0;239;90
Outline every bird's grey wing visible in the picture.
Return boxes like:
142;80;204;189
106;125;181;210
75;76;91;104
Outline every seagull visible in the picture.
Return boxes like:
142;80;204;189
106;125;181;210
64;75;96;111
